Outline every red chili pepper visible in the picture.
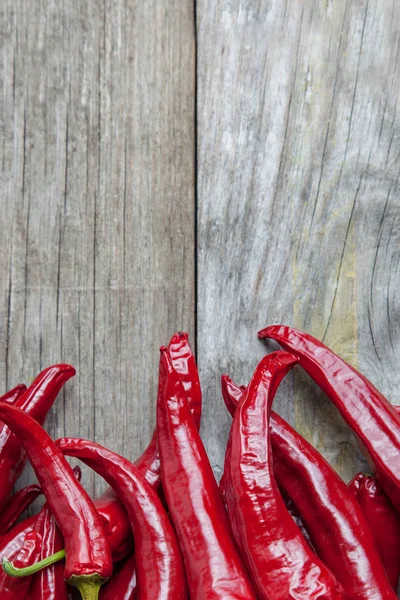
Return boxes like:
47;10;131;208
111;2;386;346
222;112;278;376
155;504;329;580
0;485;42;536
259;325;400;511
349;473;400;592
157;347;256;600
0;507;48;599
93;490;133;563
27;506;67;600
222;372;396;599
92;331;201;561
0;504;125;581
56;437;187;600
0;384;27;404
134;331;202;488
168;331;202;429
223;352;345;599
0;365;75;512
0;517;38;567
100;555;136;600
0;405;112;600
26;467;82;600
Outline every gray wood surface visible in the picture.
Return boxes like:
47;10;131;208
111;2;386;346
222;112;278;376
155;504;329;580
0;0;399;507
0;0;195;498
197;0;400;483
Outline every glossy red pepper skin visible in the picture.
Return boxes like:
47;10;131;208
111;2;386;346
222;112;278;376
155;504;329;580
0;405;112;597
0;516;38;565
0;384;27;405
93;490;132;562
349;473;400;592
0;484;42;536
168;332;202;429
222;373;396;599
57;438;187;600
0;508;49;599
132;331;202;489
157;347;256;600
100;555;136;600
259;325;400;511
0;365;75;512
223;352;345;600
27;506;67;600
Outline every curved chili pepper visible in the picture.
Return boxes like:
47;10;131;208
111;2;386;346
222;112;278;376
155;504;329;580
221;376;317;549
56;437;187;600
0;505;125;578
222;373;396;599
259;324;400;511
223;352;345;599
0;405;112;600
27;505;67;600
157;347;255;600
100;555;136;600
0;365;75;512
349;473;400;592
0;485;42;536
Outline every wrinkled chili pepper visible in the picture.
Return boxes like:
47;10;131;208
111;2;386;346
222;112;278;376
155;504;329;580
132;331;202;488
259;325;400;511
157;347;255;600
0;365;75;512
223;352;345;599
222;372;396;599
27;506;67;600
100;555;136;600
349;473;400;592
220;374;315;551
0;484;42;536
0;405;112;600
168;331;202;429
0;507;48;599
57;437;187;600
0;517;38;566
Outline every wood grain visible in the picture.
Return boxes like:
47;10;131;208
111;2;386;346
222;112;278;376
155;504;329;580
197;0;400;482
0;0;195;499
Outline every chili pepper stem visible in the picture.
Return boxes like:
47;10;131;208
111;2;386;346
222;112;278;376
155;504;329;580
2;549;66;577
69;574;107;600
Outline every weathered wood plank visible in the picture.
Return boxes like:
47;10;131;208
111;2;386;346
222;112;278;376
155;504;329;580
197;0;400;482
0;0;195;498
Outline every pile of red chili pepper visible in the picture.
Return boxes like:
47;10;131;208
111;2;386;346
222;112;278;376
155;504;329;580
1;326;400;599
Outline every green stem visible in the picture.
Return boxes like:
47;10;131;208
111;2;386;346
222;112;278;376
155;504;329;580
2;549;66;577
69;574;107;600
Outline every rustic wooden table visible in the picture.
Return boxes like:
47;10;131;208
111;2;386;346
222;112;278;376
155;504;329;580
1;1;399;498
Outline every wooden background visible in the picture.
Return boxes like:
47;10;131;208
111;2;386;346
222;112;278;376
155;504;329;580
1;0;399;499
